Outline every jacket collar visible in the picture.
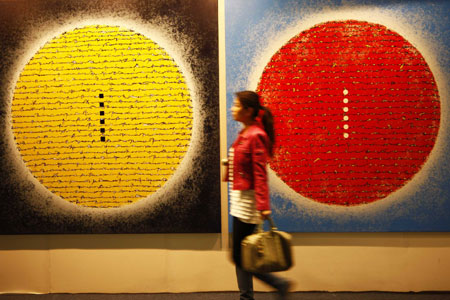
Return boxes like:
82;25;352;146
239;124;261;139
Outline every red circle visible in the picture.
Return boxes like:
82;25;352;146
257;20;440;206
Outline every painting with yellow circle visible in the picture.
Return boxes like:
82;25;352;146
12;25;193;208
0;0;220;233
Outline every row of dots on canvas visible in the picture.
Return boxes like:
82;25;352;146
343;89;349;139
99;93;106;142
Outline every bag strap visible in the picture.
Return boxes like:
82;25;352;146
266;215;277;230
255;215;278;233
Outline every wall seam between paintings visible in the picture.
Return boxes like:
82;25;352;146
219;0;229;250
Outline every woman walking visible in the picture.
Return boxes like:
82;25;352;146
223;91;292;300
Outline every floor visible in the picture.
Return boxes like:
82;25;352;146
0;292;449;300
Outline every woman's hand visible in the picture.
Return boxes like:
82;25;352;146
260;210;271;219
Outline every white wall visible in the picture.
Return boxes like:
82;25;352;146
1;233;449;293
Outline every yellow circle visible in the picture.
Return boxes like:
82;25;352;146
11;25;193;208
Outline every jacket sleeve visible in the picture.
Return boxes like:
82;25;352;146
251;132;270;211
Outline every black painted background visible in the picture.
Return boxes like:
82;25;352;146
0;0;220;234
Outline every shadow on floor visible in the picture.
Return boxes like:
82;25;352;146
0;292;450;300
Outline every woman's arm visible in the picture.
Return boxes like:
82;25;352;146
251;132;270;211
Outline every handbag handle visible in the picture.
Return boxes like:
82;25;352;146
255;215;277;233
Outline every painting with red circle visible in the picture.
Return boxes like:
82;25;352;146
257;20;440;206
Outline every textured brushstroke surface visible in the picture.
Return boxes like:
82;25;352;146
226;0;449;232
0;0;220;234
258;20;440;206
12;25;194;208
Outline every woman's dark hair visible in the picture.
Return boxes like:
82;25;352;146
235;91;275;156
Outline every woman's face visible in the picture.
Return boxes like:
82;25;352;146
231;97;252;123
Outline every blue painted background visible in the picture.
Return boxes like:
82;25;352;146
225;0;450;232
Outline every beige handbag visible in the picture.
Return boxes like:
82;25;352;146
241;216;293;273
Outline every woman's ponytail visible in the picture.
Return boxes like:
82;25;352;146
259;106;275;157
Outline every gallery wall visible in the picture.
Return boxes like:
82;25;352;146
1;0;450;294
1;233;450;293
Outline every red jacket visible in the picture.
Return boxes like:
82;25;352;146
224;125;270;211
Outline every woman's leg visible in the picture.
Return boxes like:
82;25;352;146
232;217;257;300
232;217;291;299
252;272;291;299
236;265;254;300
